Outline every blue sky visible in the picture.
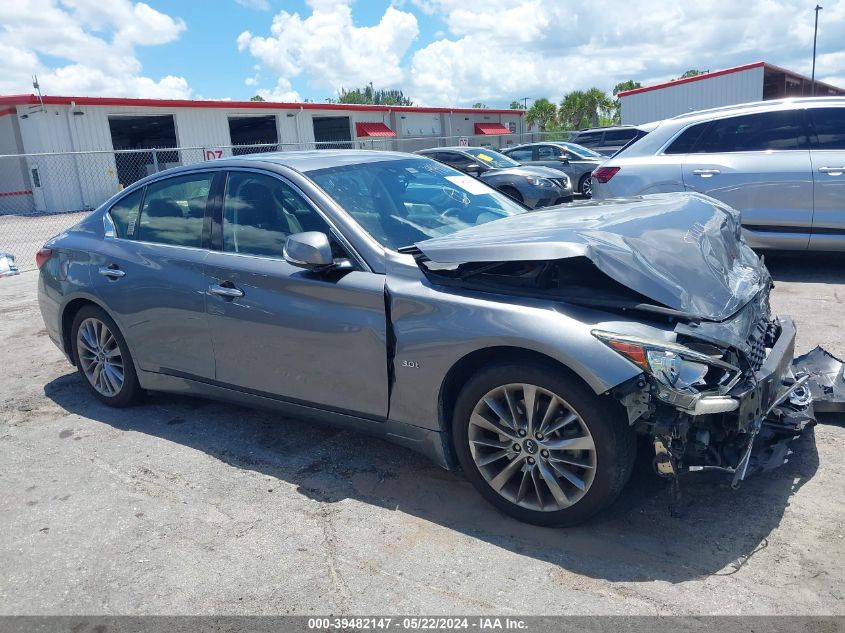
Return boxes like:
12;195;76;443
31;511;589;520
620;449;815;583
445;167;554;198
2;0;844;107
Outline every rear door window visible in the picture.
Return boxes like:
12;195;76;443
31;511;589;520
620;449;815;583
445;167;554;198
808;107;845;150
137;173;213;247
537;145;563;159
696;110;807;153
506;147;534;161
109;188;144;239
665;122;709;154
603;129;637;147
572;132;602;146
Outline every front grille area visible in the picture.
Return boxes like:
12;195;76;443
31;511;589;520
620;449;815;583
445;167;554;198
550;178;569;190
747;318;778;371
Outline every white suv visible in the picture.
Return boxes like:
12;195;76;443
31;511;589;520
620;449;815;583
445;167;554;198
591;98;845;251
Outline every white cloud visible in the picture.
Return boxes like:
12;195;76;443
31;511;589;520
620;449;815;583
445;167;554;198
403;0;845;105
235;0;271;11
242;0;845;107
0;0;190;98
237;0;419;95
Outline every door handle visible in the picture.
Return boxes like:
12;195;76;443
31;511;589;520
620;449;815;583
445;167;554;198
692;169;721;177
207;283;244;298
819;166;845;175
98;266;125;279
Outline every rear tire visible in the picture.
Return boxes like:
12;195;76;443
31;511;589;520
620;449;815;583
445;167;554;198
71;305;142;407
452;362;636;526
579;174;592;198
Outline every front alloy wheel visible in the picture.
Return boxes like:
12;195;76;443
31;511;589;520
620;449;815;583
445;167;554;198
453;363;635;526
468;383;597;511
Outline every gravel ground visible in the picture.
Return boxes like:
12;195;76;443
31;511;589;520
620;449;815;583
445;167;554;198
0;255;843;616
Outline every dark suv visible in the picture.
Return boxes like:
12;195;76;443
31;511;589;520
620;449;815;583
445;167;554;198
569;126;650;156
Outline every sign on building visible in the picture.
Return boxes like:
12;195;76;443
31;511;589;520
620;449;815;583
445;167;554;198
458;137;469;147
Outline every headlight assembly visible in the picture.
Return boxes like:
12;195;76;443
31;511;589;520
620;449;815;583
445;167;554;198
524;177;547;186
592;330;741;397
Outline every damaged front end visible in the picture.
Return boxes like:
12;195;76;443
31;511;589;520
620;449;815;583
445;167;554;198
595;311;818;487
411;193;844;487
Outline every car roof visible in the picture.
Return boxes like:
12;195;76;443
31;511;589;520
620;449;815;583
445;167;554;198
664;96;845;125
209;149;420;172
572;125;645;134
417;146;495;152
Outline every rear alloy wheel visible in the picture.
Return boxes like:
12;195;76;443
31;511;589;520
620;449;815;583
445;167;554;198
453;363;635;526
72;305;141;407
579;174;593;197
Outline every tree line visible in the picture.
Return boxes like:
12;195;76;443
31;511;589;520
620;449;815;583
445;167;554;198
513;70;706;132
249;70;707;131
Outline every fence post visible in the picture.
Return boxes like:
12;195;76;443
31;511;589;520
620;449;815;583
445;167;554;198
151;148;159;173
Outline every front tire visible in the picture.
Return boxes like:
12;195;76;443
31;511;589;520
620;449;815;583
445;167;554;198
452;363;635;526
71;305;142;407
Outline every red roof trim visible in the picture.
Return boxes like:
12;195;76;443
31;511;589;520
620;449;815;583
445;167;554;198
474;122;511;135
0;94;524;116
618;61;845;97
617;62;767;97
355;122;396;137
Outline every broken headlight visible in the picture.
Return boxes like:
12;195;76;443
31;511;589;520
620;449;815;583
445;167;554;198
592;330;741;398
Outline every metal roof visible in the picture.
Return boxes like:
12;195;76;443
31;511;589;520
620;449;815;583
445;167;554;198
617;62;845;98
0;93;525;116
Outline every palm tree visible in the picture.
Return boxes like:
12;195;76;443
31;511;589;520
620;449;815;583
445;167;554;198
559;88;613;129
524;98;557;132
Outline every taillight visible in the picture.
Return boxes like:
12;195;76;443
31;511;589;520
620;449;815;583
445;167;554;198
35;247;53;269
592;166;620;183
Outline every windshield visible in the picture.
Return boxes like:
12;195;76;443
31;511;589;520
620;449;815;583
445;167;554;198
307;158;527;250
560;142;603;159
462;148;520;168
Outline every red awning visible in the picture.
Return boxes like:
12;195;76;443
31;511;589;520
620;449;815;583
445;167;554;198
474;122;511;135
355;122;396;137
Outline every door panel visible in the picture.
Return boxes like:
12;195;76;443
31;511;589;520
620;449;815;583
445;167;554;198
93;240;213;377
94;173;216;377
808;107;845;249
204;254;388;418
682;110;812;249
204;169;388;418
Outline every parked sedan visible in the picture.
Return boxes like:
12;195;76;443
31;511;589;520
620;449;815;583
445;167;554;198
38;150;828;526
501;142;603;197
591;97;845;251
415;146;573;207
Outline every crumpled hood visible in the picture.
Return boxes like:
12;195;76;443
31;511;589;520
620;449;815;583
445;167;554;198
484;165;568;180
414;193;767;322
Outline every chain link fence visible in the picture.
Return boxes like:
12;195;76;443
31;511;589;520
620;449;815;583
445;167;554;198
0;132;569;272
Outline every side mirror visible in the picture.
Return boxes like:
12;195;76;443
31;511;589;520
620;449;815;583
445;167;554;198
283;231;335;270
559;156;570;164
465;163;482;176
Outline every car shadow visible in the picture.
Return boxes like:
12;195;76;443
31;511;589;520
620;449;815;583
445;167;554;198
45;372;830;583
765;252;845;284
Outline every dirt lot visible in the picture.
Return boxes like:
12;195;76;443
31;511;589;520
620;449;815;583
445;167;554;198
1;255;843;616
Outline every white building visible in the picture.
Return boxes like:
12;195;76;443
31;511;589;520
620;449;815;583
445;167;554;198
618;61;845;125
0;95;524;215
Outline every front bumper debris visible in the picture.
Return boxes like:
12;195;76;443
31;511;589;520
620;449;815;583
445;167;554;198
793;346;845;413
642;318;843;488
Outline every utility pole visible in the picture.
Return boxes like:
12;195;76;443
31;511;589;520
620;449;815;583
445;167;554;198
519;97;531;138
812;4;823;96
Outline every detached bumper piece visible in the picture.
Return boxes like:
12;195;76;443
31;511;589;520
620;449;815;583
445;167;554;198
662;321;843;488
793;346;845;413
